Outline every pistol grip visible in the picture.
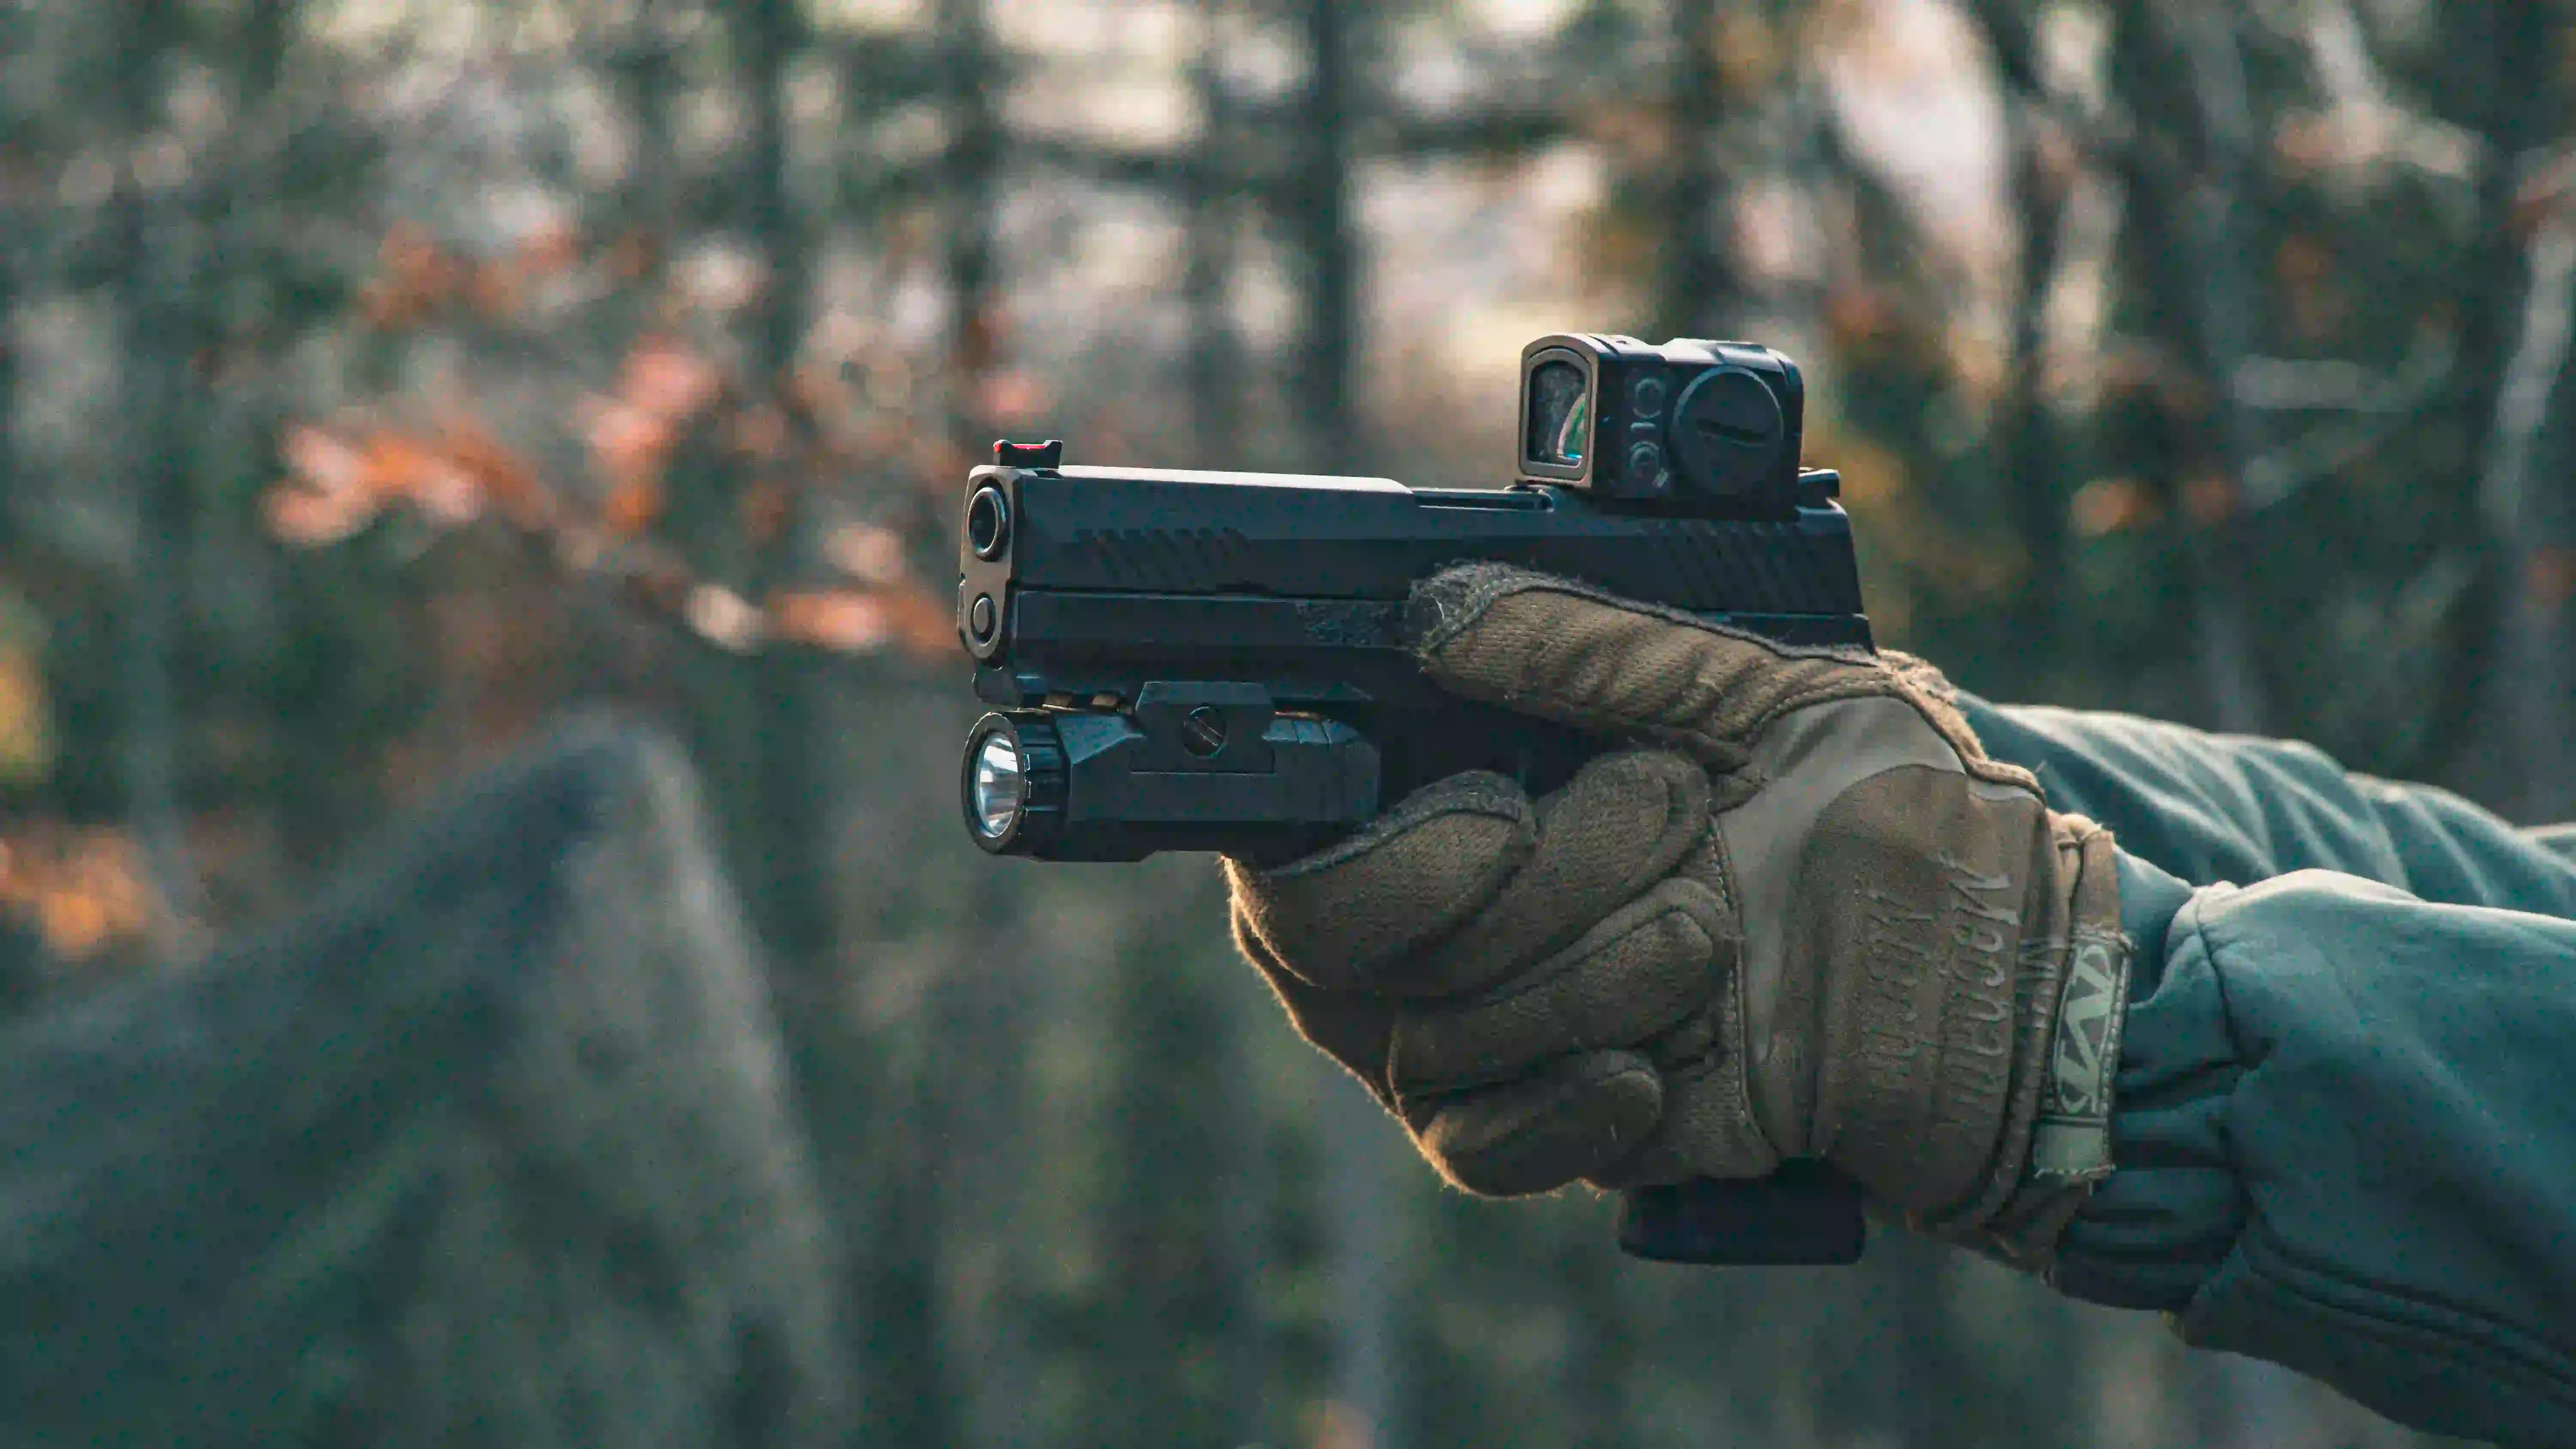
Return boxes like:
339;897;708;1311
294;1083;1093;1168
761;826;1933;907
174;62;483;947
1616;1163;1866;1266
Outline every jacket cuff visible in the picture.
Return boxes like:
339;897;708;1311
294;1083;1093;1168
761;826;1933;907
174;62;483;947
2049;853;2242;1309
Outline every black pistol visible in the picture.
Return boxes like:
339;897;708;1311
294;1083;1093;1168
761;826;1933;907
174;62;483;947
954;335;1874;1267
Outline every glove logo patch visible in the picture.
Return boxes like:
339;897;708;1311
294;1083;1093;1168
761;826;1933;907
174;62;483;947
2030;934;2129;1182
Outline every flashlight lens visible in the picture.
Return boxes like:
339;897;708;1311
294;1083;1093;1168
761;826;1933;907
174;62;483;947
970;731;1025;839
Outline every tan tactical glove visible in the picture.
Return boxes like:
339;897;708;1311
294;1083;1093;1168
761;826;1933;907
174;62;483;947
1226;565;2132;1266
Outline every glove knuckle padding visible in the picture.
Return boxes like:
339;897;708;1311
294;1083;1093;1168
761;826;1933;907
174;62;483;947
1224;770;1535;993
1583;1050;1774;1189
1389;875;1726;1094
1411;1049;1663;1197
1406;750;1712;995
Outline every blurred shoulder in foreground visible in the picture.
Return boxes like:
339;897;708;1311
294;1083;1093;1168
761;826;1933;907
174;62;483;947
0;715;847;1449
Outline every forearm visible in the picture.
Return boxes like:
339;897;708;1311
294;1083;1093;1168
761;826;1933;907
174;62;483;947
1963;697;2576;917
2053;865;2576;1445
1950;698;2576;1442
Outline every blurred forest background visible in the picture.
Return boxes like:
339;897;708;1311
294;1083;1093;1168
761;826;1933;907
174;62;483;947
0;0;2564;1444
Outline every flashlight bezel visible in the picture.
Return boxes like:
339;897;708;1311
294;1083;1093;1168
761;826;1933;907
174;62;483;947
960;711;1068;856
962;714;1029;852
966;727;1026;842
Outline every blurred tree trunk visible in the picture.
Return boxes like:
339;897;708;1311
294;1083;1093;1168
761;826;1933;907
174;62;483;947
108;0;202;936
745;0;808;401
941;0;1003;460
730;12;896;1449
1186;1;1245;462
1292;4;1406;1446
211;0;298;918
2461;0;2571;823
730;0;833;992
1560;1239;1634;1444
1184;7;1276;1437
860;1039;958;1444
0;162;17;561
1291;0;1359;477
1093;898;1278;1444
2451;0;2548;462
242;0;290;97
1653;0;1741;339
934;11;1020;1442
858;5;1040;1447
2482;218;2576;825
2523;358;2576;829
667;0;829;1018
0;0;21;557
605;0;684;279
1968;0;2071;686
842;0;999;1431
2105;0;2269;736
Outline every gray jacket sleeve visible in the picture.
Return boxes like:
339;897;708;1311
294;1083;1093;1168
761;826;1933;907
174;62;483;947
1959;700;2576;1447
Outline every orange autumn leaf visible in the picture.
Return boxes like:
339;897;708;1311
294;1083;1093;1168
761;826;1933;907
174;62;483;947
270;423;498;539
2511;148;2576;235
730;403;792;460
684;583;768;653
2181;472;2241;528
0;826;156;960
362;221;464;328
974;368;1052;428
468;261;526;319
380;219;446;276
1823;285;1898;352
268;424;383;545
439;415;558;529
581;395;678;498
356;431;482;526
623;336;722;422
825;522;909;585
2070;477;2162;538
878;582;966;659
263;485;378;546
601;478;665;535
739;479;793;546
767;586;955;658
283;423;369;497
605;229;659;282
516;217;583;277
2527;547;2576;611
618;552;695;615
770;590;893;653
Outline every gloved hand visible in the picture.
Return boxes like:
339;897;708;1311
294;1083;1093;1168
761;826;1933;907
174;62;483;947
1225;565;2132;1265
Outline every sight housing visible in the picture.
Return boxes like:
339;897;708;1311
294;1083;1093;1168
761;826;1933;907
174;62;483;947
1517;334;1806;513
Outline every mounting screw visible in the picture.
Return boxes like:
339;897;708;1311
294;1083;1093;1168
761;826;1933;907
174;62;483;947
1181;705;1229;758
